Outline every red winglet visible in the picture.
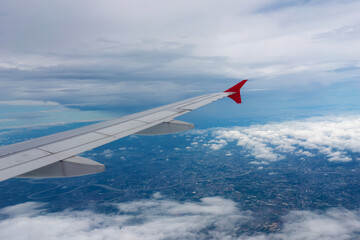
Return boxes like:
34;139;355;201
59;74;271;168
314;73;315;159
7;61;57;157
224;80;247;104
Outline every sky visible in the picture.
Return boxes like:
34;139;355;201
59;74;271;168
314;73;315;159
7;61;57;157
0;0;359;114
1;1;360;239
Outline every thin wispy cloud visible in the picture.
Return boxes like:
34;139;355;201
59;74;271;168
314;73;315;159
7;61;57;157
0;100;59;106
0;100;112;130
0;197;250;240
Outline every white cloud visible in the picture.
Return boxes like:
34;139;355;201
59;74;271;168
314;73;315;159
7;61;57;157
0;197;250;240
209;139;228;150
152;192;163;199
206;115;360;163
100;149;114;159
1;1;360;106
295;149;314;157
2;199;360;240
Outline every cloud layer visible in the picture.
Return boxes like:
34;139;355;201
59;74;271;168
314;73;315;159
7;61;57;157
205;115;360;163
1;0;360;106
1;197;360;240
0;197;249;240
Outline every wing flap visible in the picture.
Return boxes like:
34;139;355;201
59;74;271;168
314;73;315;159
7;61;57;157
17;156;105;178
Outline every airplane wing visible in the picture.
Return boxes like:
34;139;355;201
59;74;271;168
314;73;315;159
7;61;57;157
0;80;247;182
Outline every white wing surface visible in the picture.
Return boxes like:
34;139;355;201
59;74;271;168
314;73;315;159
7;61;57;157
0;80;247;182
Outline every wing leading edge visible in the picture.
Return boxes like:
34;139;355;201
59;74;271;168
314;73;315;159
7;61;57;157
0;80;247;182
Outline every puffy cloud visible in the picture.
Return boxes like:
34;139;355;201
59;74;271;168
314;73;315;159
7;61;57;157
100;149;115;159
209;139;228;151
2;198;360;240
206;115;360;163
0;197;250;240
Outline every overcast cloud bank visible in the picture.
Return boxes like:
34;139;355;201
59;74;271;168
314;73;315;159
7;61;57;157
204;115;360;163
1;0;360;106
1;197;360;240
